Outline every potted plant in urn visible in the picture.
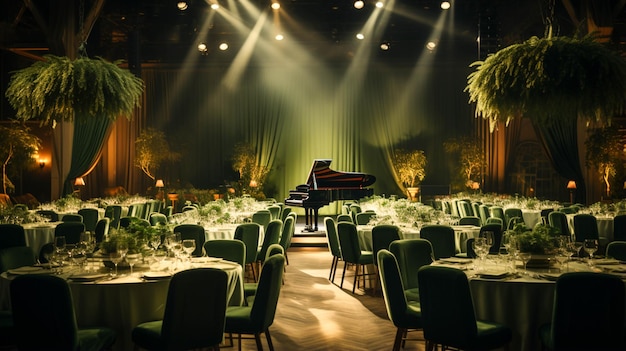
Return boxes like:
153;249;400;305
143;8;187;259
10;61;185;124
392;149;427;201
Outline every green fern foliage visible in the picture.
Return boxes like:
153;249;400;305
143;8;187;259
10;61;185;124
5;55;144;125
466;35;626;131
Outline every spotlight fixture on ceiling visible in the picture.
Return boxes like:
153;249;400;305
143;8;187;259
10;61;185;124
380;42;390;51
197;42;208;53
271;2;280;10
210;3;219;10
375;1;384;8
426;41;437;50
356;33;365;40
354;1;364;9
218;42;229;51
440;1;451;10
275;34;284;41
177;1;188;11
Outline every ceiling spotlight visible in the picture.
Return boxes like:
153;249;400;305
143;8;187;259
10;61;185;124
275;34;284;41
354;1;364;9
177;1;188;10
197;42;208;53
271;2;280;10
375;1;384;8
356;33;365;40
210;3;219;10
218;42;229;51
380;42;390;51
426;41;437;50
440;1;451;10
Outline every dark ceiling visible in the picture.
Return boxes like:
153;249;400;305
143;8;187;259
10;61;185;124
1;0;626;66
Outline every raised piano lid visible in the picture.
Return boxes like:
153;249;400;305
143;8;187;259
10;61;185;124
305;159;376;190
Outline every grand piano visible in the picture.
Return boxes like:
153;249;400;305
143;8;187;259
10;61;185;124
284;159;376;232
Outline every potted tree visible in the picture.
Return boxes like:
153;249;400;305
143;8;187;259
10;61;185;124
392;149;427;201
585;126;624;199
231;143;269;200
135;128;181;181
443;137;486;192
0;124;41;194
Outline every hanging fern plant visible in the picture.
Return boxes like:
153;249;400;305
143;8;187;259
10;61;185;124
466;35;626;131
5;55;144;125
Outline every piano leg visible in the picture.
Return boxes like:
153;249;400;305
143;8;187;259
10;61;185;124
303;207;320;232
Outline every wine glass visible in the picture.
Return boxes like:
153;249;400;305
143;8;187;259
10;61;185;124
182;239;196;262
54;236;66;253
518;252;532;273
126;253;141;276
583;239;598;265
71;244;87;272
109;251;124;276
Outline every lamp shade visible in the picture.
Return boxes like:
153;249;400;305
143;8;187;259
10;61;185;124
74;177;85;186
155;179;165;188
566;180;576;189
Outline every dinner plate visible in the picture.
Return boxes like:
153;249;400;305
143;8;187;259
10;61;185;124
191;257;223;263
439;257;472;264
478;271;511;279
68;273;109;282
7;266;50;275
593;258;620;265
142;271;172;280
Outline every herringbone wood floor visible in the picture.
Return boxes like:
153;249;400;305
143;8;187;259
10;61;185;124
230;247;426;351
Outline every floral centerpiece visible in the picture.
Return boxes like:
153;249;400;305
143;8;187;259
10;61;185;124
509;223;558;254
100;217;170;255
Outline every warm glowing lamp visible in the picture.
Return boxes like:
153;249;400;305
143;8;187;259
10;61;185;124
39;159;45;168
155;179;164;188
74;177;85;186
567;180;576;203
249;180;258;188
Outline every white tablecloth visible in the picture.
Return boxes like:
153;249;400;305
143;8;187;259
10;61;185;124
0;259;244;351
21;222;59;257
566;214;614;245
521;209;542;228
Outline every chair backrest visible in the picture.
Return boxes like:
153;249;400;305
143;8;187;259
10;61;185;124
234;223;261;265
457;201;473;217
471;203;481;218
252;210;272;230
160;268;228;350
77;208;99;232
249;254;286;330
324;217;342;258
349;204;362;222
127;203;141;217
490;206;506;223
10;274;81;350
418;266;478;348
0;224;26;249
371;224;401;266
267;205;281;220
203;239;246;266
104;205;122;229
265;243;284;261
377;249;418;328
548;211;570;236
161;205;174;217
549;272;625;350
62;213;83;223
459;216;481;227
119;216;133;228
337;222;365;264
174;224;206;257
36;209;59;222
94;218;110;244
336;214;353;223
613;214;626;242
0;246;36;272
279;215;295;252
540;208;553;224
280;207;292;222
506;216;525;230
355;211;376;225
573;214;599;242
419;225;456;259
257;219;282;262
504;208;523;226
606;241;626;261
182;205;197;213
149;212;168;226
389;239;433;291
485;217;503;230
480;223;503;254
54;222;86;245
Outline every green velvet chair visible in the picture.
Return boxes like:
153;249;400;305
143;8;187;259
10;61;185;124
225;254;285;351
336;214;353;223
266;205;281;220
419;225;456;260
278;215;295;264
0;223;26;249
573;214;599;242
94;218;110;245
203;239;246;266
173;224;206;257
280;207;292;222
36;209;60;222
539;272;625;351
54;222;85;245
234;223;262;281
459;216;481;227
149;212;168;226
132;268;228;351
104;205;122;229
256;219;282;265
245;244;284;302
252;210;272;231
0;246;36;272
606;241;626;261
480;223;503;254
490;206;506;225
10;274;116;351
377;249;423;351
417;266;512;351
548;211;571;237
372;224;401;267
484;217;503;230
504;207;523;227
389;239;434;302
78;208;99;232
355;211;376;225
61;213;83;223
324;217;342;283
337;222;374;294
613;214;626;241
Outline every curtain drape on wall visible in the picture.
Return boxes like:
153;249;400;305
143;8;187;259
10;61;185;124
532;118;586;204
62;115;113;195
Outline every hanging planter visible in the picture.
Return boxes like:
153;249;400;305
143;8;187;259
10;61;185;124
5;55;144;125
466;35;626;131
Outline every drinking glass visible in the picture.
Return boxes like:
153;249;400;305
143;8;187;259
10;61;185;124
182;239;196;262
109;252;124;276
126;253;141;276
583;239;598;265
518;252;532;272
71;245;87;272
54;236;66;253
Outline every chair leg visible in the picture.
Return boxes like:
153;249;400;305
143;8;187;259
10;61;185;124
238;333;242;351
254;333;264;351
352;264;359;293
340;262;348;288
329;256;337;280
392;328;404;351
265;329;275;351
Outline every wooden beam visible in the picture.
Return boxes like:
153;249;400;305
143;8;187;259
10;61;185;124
77;0;106;43
561;0;580;28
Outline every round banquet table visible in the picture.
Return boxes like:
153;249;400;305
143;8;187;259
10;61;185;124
434;258;626;351
0;258;244;351
357;224;480;253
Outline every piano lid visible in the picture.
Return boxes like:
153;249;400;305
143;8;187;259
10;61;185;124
305;159;376;190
